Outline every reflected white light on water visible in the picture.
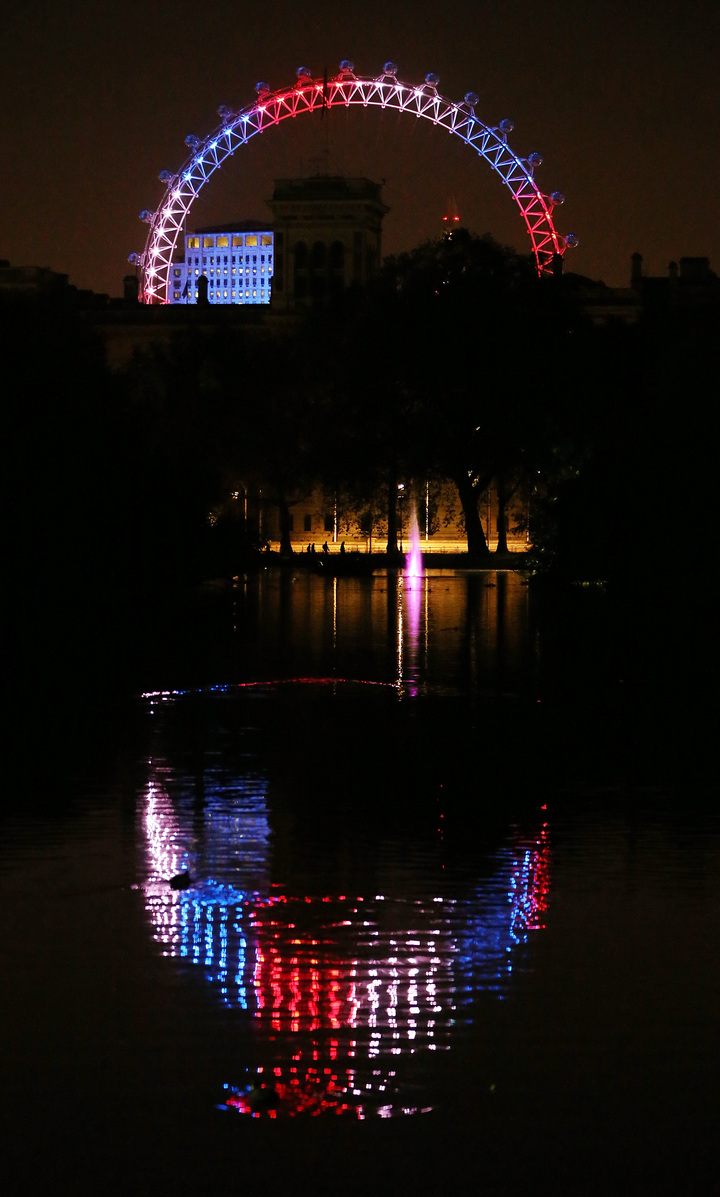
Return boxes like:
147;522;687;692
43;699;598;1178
140;721;550;1117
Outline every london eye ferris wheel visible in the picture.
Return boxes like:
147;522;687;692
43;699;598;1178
131;60;578;304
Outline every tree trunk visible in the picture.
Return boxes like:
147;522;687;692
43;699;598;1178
495;470;509;554
454;474;490;558
278;495;294;557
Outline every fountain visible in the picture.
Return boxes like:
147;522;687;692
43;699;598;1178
406;504;423;578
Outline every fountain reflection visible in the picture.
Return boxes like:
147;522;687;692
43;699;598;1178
141;694;550;1117
397;503;425;697
150;564;533;700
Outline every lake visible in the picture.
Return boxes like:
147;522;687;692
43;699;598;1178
2;567;718;1194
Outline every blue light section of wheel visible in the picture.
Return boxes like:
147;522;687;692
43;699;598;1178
136;61;576;303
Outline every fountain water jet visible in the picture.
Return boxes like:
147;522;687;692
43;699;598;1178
406;506;423;578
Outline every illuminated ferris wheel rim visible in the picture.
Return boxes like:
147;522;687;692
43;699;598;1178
133;60;579;304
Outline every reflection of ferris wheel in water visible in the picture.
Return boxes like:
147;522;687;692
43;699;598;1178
142;728;551;1118
131;60;579;303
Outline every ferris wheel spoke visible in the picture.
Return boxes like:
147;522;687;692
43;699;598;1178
133;62;577;303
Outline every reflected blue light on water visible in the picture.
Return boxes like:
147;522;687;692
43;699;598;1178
140;732;550;1116
143;677;398;702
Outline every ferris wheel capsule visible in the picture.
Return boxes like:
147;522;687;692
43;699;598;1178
139;210;154;223
551;191;565;205
136;64;576;302
158;170;174;183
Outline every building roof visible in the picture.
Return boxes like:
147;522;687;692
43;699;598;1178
193;221;272;234
271;176;386;204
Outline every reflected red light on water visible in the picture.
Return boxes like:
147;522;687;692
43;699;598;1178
224;1073;363;1118
143;758;552;1118
510;822;551;936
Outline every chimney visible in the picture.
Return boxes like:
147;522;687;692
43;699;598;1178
123;274;140;304
631;252;643;288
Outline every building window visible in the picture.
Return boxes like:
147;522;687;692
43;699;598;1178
303;514;312;532
232;235;243;247
324;515;334;532
203;236;214;248
216;236;229;248
246;235;258;247
330;241;345;270
261;234;272;246
187;237;200;249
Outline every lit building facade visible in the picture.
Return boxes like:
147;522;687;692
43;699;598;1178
167;223;274;305
243;480;530;555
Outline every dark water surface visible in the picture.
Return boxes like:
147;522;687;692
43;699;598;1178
2;569;718;1194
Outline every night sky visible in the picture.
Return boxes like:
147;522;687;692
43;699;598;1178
2;0;717;296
